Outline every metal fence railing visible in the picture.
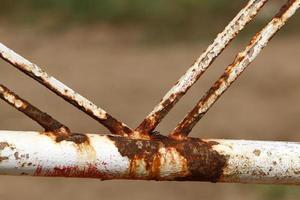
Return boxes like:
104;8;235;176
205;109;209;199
0;0;300;184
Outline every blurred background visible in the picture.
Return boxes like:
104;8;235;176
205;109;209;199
0;0;300;199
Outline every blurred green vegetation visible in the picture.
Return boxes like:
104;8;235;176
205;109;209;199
0;1;299;40
0;0;242;23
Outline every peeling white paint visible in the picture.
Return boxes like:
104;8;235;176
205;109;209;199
0;43;131;135
211;139;300;184
172;0;300;135
1;131;300;184
139;0;268;133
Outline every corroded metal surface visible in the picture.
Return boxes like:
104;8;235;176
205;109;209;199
0;84;69;134
171;0;300;138
136;0;268;135
0;0;299;185
0;130;299;185
0;43;133;136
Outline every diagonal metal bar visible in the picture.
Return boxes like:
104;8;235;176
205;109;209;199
136;0;268;135
171;0;300;138
0;43;134;136
0;130;300;185
0;84;70;134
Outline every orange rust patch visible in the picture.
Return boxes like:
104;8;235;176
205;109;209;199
109;135;228;182
34;164;110;179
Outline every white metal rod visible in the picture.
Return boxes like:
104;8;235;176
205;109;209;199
171;0;300;138
0;130;299;184
136;0;268;135
0;43;133;136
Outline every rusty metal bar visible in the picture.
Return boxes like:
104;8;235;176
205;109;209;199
136;0;268;135
0;84;70;134
171;0;300;138
0;43;134;136
0;130;299;185
0;0;299;186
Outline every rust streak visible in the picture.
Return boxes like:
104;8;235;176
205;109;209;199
0;48;133;136
110;135;228;182
171;0;300;137
135;0;268;135
34;164;111;180
0;84;70;134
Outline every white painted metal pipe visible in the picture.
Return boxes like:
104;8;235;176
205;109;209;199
0;43;133;136
0;130;299;184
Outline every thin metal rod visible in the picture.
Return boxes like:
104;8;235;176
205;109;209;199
0;43;133;136
0;84;70;134
171;0;300;138
0;130;300;185
136;0;268;135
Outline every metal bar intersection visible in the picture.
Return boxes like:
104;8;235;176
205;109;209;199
0;0;300;184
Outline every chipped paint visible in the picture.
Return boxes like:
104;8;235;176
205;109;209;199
171;0;300;137
0;0;299;186
211;139;300;184
0;84;70;133
136;0;268;135
0;131;299;185
0;44;133;137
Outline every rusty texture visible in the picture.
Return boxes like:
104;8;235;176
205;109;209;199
0;0;299;185
171;0;300;138
109;135;227;181
1;131;300;184
3;130;228;182
34;131;227;181
0;44;133;137
27;132;228;181
0;84;70;134
136;0;268;135
34;164;106;179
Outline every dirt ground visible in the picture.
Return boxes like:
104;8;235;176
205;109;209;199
0;25;300;199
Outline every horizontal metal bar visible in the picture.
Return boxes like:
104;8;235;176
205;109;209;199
0;43;133;136
0;130;299;185
136;0;268;135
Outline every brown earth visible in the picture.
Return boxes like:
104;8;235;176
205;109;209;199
0;25;299;200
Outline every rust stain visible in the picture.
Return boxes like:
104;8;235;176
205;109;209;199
171;52;248;137
253;149;261;157
0;142;10;150
0;156;9;162
55;133;89;144
14;152;21;160
135;0;268;136
34;166;43;176
0;84;70;134
110;135;228;182
170;0;299;138
34;164;111;179
275;0;296;19
143;94;178;135
0;48;133;136
42;132;96;161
